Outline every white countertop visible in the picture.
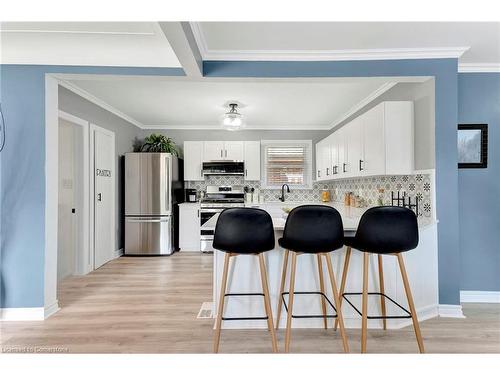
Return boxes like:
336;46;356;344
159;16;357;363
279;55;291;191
201;202;361;232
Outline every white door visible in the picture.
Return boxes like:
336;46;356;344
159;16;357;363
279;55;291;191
184;141;204;181
203;141;224;161
92;125;115;269
57;120;77;281
363;104;386;176
224;141;244;160
244;141;261;180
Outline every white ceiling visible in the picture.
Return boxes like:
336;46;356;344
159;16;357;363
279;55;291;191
65;76;411;129
0;22;181;67
193;22;500;68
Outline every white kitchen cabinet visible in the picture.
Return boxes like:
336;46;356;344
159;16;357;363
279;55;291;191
203;141;244;161
345;116;364;178
225;141;244;160
179;203;200;252
244;141;261;180
314;101;414;180
362;104;386;176
183;141;204;181
203;141;225;161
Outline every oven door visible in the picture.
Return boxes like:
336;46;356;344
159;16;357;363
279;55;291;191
200;209;221;226
200;230;214;253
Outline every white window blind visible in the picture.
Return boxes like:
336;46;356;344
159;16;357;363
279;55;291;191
261;140;312;189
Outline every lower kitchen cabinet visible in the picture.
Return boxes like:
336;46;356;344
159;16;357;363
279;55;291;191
179;203;200;251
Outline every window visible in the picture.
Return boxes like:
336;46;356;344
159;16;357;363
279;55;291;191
261;140;312;189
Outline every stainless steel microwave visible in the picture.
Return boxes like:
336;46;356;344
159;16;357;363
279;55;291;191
202;161;244;176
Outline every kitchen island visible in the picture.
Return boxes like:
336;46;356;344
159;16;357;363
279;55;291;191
205;202;439;330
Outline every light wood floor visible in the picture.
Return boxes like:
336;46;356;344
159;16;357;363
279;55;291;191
1;254;499;353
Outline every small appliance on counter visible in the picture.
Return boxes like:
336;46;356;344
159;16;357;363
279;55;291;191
185;188;198;202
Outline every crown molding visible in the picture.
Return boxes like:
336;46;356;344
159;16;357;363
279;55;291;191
200;47;470;62
458;63;500;72
330;82;398;129
142;124;331;131
189;22;209;58
56;78;146;129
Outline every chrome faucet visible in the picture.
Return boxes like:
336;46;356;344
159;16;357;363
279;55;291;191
279;184;290;202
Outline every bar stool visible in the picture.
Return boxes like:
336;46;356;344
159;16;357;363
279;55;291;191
334;206;424;353
212;207;278;353
275;205;349;353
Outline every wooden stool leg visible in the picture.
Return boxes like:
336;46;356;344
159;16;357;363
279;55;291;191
258;253;279;353
361;252;369;353
334;246;352;331
284;252;298;353
213;252;231;353
317;254;328;329
378;254;387;330
397;253;425;353
275;249;289;329
325;253;350;353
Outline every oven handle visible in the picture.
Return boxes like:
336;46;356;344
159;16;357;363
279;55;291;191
200;209;225;213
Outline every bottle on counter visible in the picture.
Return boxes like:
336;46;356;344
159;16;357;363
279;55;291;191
321;189;331;202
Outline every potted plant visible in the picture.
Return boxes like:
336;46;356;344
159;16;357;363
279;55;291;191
140;134;179;156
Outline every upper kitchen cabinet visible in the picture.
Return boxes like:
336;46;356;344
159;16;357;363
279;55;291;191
183;141;204;181
203;141;244;161
244;141;261;181
184;140;260;181
203;141;225;161
315;101;414;180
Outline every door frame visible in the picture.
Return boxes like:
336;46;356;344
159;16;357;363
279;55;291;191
58;110;91;276
90;123;116;269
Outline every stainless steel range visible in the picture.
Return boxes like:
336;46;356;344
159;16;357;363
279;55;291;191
199;185;245;253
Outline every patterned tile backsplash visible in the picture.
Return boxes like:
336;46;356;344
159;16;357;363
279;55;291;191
187;173;434;225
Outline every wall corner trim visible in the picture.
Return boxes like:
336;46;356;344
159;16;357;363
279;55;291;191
460;290;500;303
438;304;466;318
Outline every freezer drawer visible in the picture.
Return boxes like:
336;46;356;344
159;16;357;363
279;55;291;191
125;216;173;255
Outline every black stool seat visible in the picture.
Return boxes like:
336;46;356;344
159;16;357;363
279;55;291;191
279;205;344;253
344;206;418;254
213;208;275;254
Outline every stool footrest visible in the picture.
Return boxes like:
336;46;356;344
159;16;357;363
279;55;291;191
342;292;412;319
281;291;338;319
221;292;269;321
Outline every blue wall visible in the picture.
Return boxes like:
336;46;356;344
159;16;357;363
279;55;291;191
0;65;183;308
458;73;500;291
204;59;460;305
1;59;462;308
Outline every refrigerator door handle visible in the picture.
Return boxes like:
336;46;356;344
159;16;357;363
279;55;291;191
165;155;171;214
126;218;169;223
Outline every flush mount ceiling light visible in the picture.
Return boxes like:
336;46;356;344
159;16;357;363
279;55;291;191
222;103;245;131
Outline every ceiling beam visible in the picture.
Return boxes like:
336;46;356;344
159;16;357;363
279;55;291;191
158;22;202;77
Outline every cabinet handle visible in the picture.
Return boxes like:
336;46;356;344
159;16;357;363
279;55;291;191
359;159;364;171
343;163;347;173
326;167;329;176
245;169;248;177
225;150;227;158
318;170;321;178
220;150;223;158
197;209;199;218
200;168;203;177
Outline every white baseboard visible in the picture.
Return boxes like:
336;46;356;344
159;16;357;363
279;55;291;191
438;304;466;318
44;301;60;319
0;307;45;321
460;290;500;303
114;248;124;258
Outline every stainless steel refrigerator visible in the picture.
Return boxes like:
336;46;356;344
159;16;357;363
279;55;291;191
125;153;183;255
